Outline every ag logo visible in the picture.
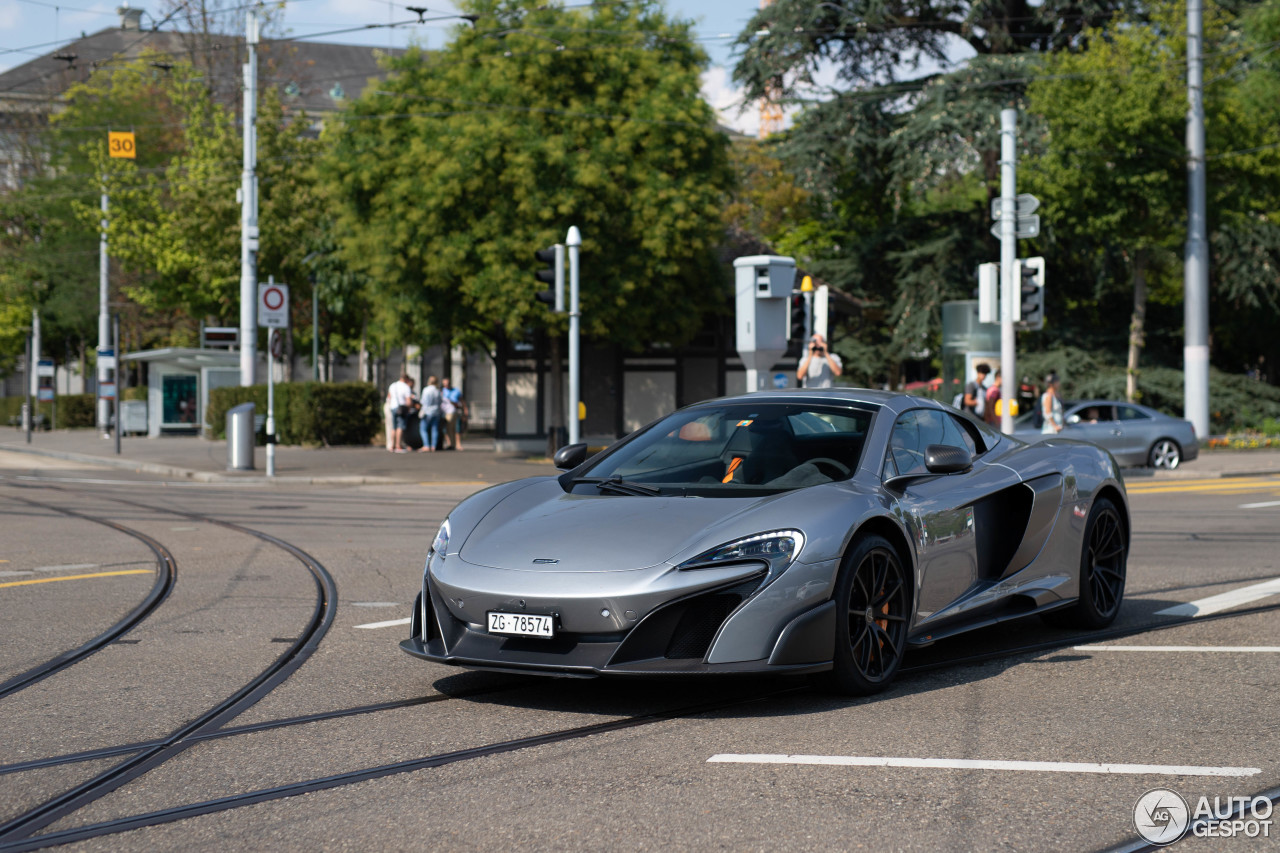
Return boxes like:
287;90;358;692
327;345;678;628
1134;788;1190;845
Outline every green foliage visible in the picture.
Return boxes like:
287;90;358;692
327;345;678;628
0;394;97;428
324;0;733;352
1016;347;1280;432
207;382;380;445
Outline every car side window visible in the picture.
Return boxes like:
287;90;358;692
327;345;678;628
885;409;977;479
887;411;929;477
940;412;979;456
1116;405;1148;421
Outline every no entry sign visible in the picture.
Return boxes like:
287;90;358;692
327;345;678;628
258;282;289;328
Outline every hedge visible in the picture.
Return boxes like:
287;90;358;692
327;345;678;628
207;381;381;446
0;393;97;428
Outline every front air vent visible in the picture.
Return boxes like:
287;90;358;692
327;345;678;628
664;575;766;660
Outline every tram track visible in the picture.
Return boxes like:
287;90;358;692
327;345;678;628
0;486;337;847
3;576;1279;850
3;480;1277;851
0;495;176;702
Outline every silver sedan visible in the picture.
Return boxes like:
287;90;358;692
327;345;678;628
1014;399;1199;469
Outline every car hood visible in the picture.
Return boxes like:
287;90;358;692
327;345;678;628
458;479;789;572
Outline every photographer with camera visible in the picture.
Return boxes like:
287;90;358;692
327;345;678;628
797;333;843;388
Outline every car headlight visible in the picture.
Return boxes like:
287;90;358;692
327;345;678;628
430;519;450;563
677;530;804;584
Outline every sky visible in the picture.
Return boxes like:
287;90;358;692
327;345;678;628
0;0;773;134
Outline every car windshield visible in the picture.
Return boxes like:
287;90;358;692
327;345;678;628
568;402;876;497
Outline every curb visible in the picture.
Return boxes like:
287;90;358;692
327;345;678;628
0;443;403;486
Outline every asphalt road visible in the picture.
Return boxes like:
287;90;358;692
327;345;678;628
1;451;1278;852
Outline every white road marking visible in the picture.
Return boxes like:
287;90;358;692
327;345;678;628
32;563;98;573
351;601;400;608
0;571;35;577
1076;645;1280;653
1155;577;1280;617
169;526;198;531
707;754;1260;777
1239;499;1280;509
354;617;411;630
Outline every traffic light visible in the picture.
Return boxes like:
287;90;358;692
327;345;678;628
785;291;809;358
1015;256;1045;330
534;244;564;312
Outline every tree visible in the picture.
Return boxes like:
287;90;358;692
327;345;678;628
322;0;733;355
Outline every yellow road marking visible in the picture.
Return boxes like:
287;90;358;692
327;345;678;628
0;570;150;589
1127;477;1280;495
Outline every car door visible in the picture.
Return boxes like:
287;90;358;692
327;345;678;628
1114;404;1155;463
884;408;1021;624
1065;404;1124;455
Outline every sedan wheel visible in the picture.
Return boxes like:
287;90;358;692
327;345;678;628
820;534;910;696
1045;497;1127;630
1148;439;1181;469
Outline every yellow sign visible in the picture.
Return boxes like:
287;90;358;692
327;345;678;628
108;131;136;159
578;401;586;421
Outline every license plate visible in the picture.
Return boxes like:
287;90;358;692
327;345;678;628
487;611;555;638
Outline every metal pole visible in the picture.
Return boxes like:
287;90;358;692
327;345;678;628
113;314;121;455
24;332;32;444
566;226;581;446
312;281;319;381
1184;1;1211;438
239;8;260;387
267;329;276;477
98;185;110;432
999;108;1018;435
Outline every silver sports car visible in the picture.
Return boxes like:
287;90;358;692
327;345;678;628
401;389;1130;695
1013;399;1199;469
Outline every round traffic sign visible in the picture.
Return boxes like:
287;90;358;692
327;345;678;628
262;286;285;311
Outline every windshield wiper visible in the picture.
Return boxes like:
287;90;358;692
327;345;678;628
571;476;661;496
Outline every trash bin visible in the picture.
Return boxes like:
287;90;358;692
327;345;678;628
227;402;256;471
120;400;148;435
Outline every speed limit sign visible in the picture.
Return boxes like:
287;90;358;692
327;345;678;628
258;282;289;328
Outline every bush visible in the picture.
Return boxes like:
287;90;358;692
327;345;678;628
1014;348;1280;433
207;382;381;446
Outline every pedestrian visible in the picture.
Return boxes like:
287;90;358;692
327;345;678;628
387;372;414;453
963;362;991;418
1041;373;1064;435
441;376;467;450
417;375;442;452
797;333;843;388
984;369;1002;426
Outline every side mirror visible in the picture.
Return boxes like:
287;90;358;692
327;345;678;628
1066;414;1081;425
924;444;971;475
553;442;588;471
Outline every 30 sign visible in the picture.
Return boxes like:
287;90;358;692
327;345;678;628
108;131;136;159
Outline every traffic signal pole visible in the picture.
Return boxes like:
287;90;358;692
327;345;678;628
1184;1;1211;439
567;226;581;446
239;8;260;387
999;108;1018;435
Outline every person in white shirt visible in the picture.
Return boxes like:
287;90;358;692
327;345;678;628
387;373;414;453
797;333;843;388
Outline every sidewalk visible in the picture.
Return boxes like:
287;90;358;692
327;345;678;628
0;429;555;486
1;429;1278;487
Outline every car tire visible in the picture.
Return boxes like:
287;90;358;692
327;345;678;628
816;534;910;696
1044;497;1127;630
1148;439;1181;470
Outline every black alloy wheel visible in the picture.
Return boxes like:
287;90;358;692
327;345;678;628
1045;497;1127;629
821;534;910;696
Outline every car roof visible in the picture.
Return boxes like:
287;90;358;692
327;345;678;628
690;387;930;413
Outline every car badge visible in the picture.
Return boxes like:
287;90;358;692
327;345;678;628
532;558;559;564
